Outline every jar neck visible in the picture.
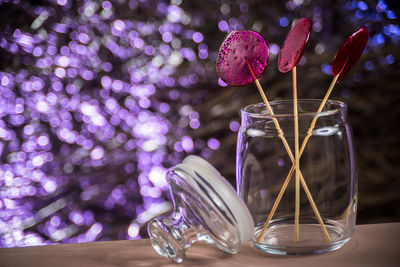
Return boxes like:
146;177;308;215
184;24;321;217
240;100;348;127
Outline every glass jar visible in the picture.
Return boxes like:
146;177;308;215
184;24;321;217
236;99;357;255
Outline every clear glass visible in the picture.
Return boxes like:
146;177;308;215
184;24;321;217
148;156;254;263
236;99;357;255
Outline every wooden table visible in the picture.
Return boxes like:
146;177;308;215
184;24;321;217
1;223;399;267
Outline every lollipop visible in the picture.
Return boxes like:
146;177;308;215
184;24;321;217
297;26;369;167
283;26;369;166
217;30;298;161
332;26;369;83
218;30;296;161
216;30;269;86
278;18;311;73
217;30;276;117
278;18;312;242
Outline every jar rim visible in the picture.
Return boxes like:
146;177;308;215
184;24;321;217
241;99;347;119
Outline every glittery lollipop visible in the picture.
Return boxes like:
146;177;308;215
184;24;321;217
279;18;312;242
216;30;275;113
216;30;268;87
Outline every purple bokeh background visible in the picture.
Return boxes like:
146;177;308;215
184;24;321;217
0;0;222;246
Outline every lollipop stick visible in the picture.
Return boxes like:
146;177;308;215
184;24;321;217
292;64;300;242
245;59;276;116
300;74;340;152
245;59;294;160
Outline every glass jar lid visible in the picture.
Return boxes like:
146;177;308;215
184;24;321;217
148;155;254;263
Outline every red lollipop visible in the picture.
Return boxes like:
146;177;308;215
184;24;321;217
278;18;312;242
332;26;369;83
216;30;269;86
278;18;312;73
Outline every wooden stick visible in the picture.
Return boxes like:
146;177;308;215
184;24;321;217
292;65;300;242
300;74;340;153
245;59;330;243
257;75;340;242
257;162;332;242
245;59;294;161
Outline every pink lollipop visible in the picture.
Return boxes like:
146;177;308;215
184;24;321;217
278;18;312;73
332;26;369;83
216;30;269;86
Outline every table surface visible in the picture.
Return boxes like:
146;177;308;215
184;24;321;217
0;222;399;267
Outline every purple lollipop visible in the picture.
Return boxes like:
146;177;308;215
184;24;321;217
278;18;312;73
332;26;369;83
216;30;269;86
